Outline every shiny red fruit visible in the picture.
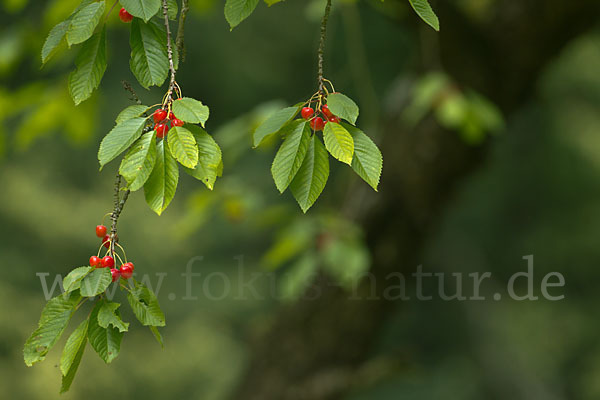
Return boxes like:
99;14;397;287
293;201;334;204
90;256;101;267
310;117;326;131
155;123;169;138
172;118;184;127
110;268;120;282
102;235;111;248
153;109;167;123
120;263;134;279
119;8;133;23
95;225;107;237
301;107;314;120
168;112;175;120
101;256;114;268
321;104;334;119
328;116;341;123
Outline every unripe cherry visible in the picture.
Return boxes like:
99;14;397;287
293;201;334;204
301;107;314;120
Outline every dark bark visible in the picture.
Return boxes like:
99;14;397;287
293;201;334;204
232;1;600;399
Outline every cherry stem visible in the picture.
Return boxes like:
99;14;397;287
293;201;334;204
317;0;332;96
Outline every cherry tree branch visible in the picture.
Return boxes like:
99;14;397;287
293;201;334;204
175;0;190;62
317;0;332;95
162;0;177;103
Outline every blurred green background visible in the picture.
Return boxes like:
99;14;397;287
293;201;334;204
1;0;600;399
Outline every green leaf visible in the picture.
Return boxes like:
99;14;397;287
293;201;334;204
127;281;166;326
66;1;105;46
98;117;147;167
225;0;260;29
144;140;179;215
172;97;210;127
59;320;87;393
68;27;106;105
168;126;199;168
80;268;112;297
408;0;439;31
323;122;354;165
342;123;383;191
183;125;222;190
290;135;329;213
23;292;81;366
60;318;88;376
326;93;359;125
167;0;178;19
116;104;149;124
264;0;284;5
271;120;310;193
41;20;70;64
150;326;164;348
88;302;122;363
98;302;129;333
63;267;93;293
119;131;157;191
253;105;301;147
129;18;169;88
120;0;161;22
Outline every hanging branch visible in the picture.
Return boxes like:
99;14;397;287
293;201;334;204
175;0;190;62
317;0;332;95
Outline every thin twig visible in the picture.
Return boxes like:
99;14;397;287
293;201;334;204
162;0;177;104
122;80;142;105
317;0;333;95
175;0;190;62
110;174;130;259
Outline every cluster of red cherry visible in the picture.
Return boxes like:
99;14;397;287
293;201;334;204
301;104;341;131
153;108;184;139
92;225;134;282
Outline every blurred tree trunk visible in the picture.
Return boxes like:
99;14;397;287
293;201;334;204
232;1;600;399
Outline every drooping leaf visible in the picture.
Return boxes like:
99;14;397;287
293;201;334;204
59;320;87;394
342;123;383;191
60;318;88;376
172;97;210;127
41;20;70;64
150;326;164;348
66;1;105;46
253;105;301;147
408;0;440;31
68;27;106;105
88;302;122;363
183;125;222;190
80;268;112;297
225;0;260;29
119;131;157;191
98;117;147;167
326;93;359;125
63;267;92;293
120;0;161;22
129;18;169;88
144;140;179;215
290;135;330;213
98;302;129;333
127;281;165;326
168;126;199;168
271;120;310;193
323;122;354;165
116;104;149;124
23;292;81;366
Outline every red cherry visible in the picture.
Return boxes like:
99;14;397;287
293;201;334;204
90;256;101;267
119;8;133;23
110;268;120;282
153;109;167;123
155;123;169;138
120;263;134;279
101;256;114;268
168;112;176;120
328;116;341;123
95;225;107;237
310;117;326;131
321;104;334;119
102;234;111;248
172;118;184;127
301;107;314;120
